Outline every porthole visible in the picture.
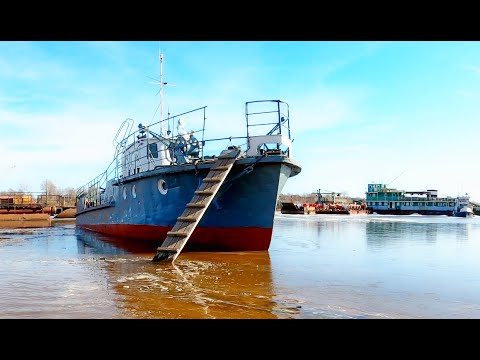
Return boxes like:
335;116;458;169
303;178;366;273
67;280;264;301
123;187;127;200
158;179;168;195
132;185;137;198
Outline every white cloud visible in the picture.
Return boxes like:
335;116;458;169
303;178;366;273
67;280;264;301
464;65;480;75
0;105;125;192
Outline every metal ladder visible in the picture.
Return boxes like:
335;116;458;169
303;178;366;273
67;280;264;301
152;148;241;263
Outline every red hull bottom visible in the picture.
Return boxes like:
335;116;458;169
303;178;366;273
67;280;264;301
77;224;273;252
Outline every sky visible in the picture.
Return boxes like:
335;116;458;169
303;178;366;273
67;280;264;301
1;41;479;202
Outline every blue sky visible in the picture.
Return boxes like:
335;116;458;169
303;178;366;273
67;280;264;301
1;41;479;202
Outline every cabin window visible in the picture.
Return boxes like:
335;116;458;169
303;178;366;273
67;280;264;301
148;143;159;158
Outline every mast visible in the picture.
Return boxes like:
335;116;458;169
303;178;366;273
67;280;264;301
155;48;174;136
159;51;164;123
158;51;171;135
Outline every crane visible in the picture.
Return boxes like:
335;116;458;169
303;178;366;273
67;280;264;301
314;189;343;204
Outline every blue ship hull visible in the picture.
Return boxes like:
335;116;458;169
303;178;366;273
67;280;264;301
76;156;300;251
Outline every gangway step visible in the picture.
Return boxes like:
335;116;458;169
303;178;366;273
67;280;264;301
155;247;178;254
166;231;188;237
176;216;197;222
202;178;222;183
186;203;207;208
195;190;215;196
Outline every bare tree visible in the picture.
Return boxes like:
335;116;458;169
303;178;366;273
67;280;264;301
40;180;58;196
61;187;77;206
39;180;60;206
17;183;30;193
61;187;77;197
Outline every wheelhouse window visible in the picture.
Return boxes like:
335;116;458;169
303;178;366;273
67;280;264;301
148;143;159;158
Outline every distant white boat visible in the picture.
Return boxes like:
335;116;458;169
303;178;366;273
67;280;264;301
453;195;474;218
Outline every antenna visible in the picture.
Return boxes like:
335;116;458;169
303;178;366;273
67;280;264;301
147;46;176;134
387;170;406;186
147;49;176;122
167;106;171;136
159;50;164;123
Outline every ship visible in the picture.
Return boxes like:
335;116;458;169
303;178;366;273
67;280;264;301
365;183;474;217
279;202;316;215
314;189;350;215
75;54;302;257
454;194;475;218
280;202;306;215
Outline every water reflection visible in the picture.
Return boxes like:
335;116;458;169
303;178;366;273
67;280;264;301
76;227;157;256
365;216;471;249
366;221;438;247
75;228;294;319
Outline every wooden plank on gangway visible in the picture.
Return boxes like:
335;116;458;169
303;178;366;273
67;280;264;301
152;148;241;263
